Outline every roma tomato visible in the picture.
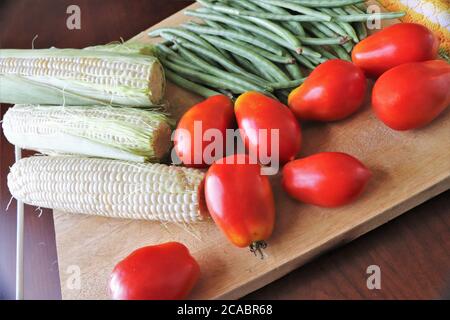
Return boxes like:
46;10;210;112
352;23;439;77
204;154;275;250
282;152;372;208
372;60;450;131
174;95;235;168
109;242;200;300
235;92;301;165
288;59;367;122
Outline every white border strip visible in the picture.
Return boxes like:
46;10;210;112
15;146;24;300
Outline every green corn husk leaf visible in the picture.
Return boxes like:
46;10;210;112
85;42;158;56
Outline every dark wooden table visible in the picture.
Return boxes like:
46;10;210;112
1;0;449;300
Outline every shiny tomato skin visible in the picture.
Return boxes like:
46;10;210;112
235;92;302;165
352;23;439;78
174;95;235;168
372;60;450;131
288;59;367;122
282;152;372;208
204;154;275;248
109;242;200;300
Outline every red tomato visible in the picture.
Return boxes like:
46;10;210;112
204;154;275;249
235;92;301;165
174;95;235;168
288;59;367;122
352;23;439;77
109;242;200;300
372;60;450;131
282;152;372;208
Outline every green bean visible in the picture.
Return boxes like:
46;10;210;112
292;53;316;70
203;19;222;29
239;16;302;53
325;7;359;42
334;12;405;22
219;37;285;81
307;22;337;38
176;40;268;85
273;46;303;80
149;28;224;58
185;11;298;53
354;22;368;41
319;21;348;37
154;43;177;57
177;45;273;92
285;62;303;80
165;69;221;98
300;36;347;45
342;40;355;53
156;44;205;71
156;31;220;66
330;44;351;61
344;6;368;41
269;78;306;90
301;47;322;58
354;2;368;11
346;5;366;15
245;0;306;36
201;35;290;82
315;46;338;60
231;53;270;80
182;23;283;56
223;0;304;39
304;24;351;60
309;22;354;52
304;53;326;65
197;0;330;22
161;58;261;94
257;0;332;21
227;37;294;64
166;55;204;72
238;11;329;22
201;20;243;61
274;0;366;8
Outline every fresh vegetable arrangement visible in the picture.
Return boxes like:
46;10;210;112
2;0;450;301
149;0;404;101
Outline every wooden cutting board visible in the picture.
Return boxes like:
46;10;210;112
54;2;450;300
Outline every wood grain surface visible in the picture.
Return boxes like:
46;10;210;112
1;0;449;300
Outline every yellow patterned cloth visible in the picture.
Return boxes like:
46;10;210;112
378;0;450;59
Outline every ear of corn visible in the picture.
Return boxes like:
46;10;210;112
0;48;166;107
8;156;206;223
2;104;174;162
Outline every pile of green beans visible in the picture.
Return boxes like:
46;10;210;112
149;0;404;102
